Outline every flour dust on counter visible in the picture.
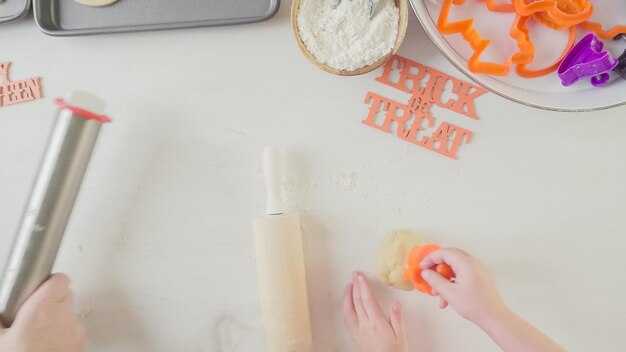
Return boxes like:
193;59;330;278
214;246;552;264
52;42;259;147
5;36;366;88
214;315;256;352
297;0;400;71
333;171;356;191
78;307;92;319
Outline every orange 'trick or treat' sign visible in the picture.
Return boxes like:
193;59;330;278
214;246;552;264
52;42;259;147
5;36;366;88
403;244;455;295
0;62;43;108
362;55;487;160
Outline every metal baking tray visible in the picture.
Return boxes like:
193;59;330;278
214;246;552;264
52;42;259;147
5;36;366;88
0;0;30;25
33;0;280;36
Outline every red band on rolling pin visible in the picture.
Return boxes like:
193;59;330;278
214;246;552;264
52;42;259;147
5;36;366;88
54;98;112;123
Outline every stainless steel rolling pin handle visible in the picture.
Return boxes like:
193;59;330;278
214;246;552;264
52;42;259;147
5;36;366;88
0;92;111;327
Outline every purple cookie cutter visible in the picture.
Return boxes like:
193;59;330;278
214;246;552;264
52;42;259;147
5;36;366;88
558;33;618;87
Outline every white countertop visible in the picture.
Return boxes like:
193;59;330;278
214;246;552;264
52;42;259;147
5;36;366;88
1;3;626;351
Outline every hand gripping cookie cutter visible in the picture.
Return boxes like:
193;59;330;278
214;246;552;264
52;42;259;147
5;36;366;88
403;244;455;295
558;33;619;87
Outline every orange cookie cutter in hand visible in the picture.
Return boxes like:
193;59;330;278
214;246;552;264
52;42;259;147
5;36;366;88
403;244;455;295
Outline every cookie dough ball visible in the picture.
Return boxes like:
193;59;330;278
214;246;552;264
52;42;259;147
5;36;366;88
75;0;120;7
376;230;424;291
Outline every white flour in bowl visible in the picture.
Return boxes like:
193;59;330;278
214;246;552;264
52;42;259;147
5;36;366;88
297;0;400;71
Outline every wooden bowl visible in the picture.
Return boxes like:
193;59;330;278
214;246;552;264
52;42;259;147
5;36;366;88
291;0;409;76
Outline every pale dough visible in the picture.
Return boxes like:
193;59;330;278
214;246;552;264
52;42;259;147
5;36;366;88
74;0;120;7
376;230;424;291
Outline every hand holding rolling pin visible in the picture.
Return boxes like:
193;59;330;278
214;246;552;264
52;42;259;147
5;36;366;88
0;92;107;352
0;274;86;352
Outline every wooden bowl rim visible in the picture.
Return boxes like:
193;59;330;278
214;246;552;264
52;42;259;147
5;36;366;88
291;0;409;76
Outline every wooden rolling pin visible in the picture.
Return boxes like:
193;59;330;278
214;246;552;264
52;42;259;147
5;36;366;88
253;147;312;352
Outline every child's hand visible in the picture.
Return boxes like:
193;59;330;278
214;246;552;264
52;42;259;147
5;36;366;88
343;272;406;352
419;248;506;324
0;273;86;352
420;248;565;351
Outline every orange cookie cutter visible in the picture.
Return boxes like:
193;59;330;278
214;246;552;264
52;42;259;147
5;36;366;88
513;16;577;77
532;0;593;30
510;15;537;65
438;0;521;75
480;0;515;13
513;0;555;16
403;244;455;295
438;0;624;78
580;21;626;39
438;0;578;77
513;0;593;28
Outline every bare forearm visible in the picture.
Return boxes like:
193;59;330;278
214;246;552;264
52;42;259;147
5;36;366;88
476;307;565;352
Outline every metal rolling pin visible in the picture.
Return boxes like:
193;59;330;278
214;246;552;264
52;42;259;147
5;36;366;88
0;91;110;326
